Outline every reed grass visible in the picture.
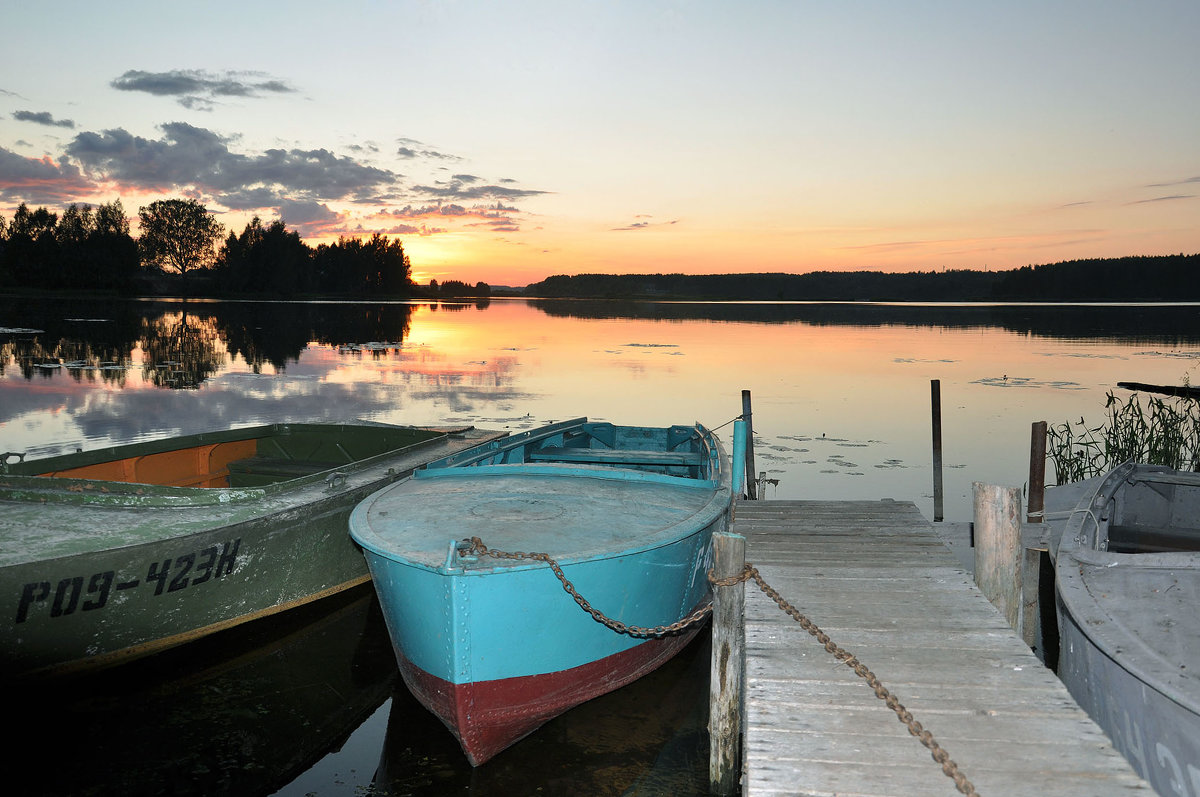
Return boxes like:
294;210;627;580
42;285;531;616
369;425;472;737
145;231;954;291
1047;391;1200;485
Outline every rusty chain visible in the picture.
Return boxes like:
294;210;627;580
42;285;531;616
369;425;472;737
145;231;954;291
461;537;714;638
461;536;978;797
717;561;980;797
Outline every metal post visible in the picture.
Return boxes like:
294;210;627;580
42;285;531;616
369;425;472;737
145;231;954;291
931;379;944;522
709;531;746;795
741;390;757;500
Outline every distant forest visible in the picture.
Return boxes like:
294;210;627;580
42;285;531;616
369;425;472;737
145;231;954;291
0;200;491;299
524;254;1200;302
1;200;1195;303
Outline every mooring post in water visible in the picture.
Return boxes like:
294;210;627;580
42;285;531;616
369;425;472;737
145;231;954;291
709;531;746;796
931;379;944;522
1027;421;1047;524
741;390;758;500
1021;420;1049;650
973;482;1023;631
732;419;748;500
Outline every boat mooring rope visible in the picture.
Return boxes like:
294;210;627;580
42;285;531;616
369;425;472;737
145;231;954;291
461;537;714;637
715;562;980;797
461;536;979;796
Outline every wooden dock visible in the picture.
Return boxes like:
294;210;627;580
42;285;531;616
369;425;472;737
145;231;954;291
734;499;1153;796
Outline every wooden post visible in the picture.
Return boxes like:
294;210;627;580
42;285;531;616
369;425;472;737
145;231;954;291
731;420;747;500
741;390;757;500
1027;421;1047;523
973;482;1022;630
1021;546;1043;650
709;531;746;796
931;380;944;522
1021;421;1048;651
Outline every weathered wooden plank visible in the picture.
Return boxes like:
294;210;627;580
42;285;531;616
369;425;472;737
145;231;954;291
737;500;1153;796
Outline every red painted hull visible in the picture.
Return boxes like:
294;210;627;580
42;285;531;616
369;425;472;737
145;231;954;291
396;625;705;765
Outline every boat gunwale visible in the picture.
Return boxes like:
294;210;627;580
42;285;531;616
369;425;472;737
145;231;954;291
413;461;721;490
1056;459;1200;715
0;423;474;506
350;421;732;575
354;477;731;575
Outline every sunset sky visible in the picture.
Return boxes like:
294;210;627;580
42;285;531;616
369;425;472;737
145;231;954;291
2;1;1197;286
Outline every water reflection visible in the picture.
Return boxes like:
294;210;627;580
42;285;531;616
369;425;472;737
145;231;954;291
4;295;1200;794
530;299;1200;343
0;297;419;388
8;579;710;797
3;296;1198;520
12;586;396;797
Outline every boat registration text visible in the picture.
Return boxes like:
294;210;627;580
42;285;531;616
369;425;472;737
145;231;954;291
14;539;242;624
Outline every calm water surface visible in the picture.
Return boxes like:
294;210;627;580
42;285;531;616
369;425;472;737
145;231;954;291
3;296;1199;795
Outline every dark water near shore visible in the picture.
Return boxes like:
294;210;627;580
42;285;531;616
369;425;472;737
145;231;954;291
11;584;709;796
3;296;1199;794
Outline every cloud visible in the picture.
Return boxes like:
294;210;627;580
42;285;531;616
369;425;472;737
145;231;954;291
412;175;548;201
382;201;526;233
1129;194;1194;204
13;110;76;129
611;217;679;231
110;69;297;110
0;146;97;203
396;145;461;161
388;202;518;220
1146;176;1200;188
65;122;397;205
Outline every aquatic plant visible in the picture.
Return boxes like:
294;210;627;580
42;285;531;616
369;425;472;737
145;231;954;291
1047;391;1200;484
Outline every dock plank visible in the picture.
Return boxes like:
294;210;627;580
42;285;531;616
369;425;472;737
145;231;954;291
735;499;1152;796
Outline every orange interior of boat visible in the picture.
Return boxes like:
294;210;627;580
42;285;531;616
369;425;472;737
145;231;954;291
37;440;258;488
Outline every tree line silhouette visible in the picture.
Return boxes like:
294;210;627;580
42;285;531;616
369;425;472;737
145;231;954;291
0;199;490;299
525;254;1200;302
3;199;1193;301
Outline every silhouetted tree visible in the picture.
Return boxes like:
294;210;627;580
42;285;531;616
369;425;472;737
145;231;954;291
87;200;139;290
313;233;410;295
137;199;223;289
3;204;59;288
216;217;314;295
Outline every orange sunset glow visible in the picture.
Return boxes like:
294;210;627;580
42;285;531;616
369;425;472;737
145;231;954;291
1;3;1196;287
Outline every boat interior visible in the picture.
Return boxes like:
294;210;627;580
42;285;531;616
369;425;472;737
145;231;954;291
432;420;715;479
12;425;446;489
1103;469;1200;554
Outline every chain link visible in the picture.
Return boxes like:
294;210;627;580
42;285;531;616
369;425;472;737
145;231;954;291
461;537;714;638
718;561;980;797
460;536;978;797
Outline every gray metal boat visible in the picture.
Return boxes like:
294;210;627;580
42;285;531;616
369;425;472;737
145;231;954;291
1056;461;1200;796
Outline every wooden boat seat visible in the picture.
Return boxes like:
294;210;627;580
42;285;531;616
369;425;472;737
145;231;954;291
1108;523;1200;554
526;447;702;467
227;457;342;486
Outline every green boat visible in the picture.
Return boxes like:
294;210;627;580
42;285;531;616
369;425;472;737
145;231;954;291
1;422;506;679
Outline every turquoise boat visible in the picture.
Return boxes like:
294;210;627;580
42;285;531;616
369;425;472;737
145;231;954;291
1;422;505;679
350;418;736;765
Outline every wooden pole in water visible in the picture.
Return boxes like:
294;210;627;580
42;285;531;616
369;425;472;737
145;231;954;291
931;380;944;522
731;420;747;500
973;482;1023;630
1021;420;1049;651
741;390;757;500
1027;421;1047;523
709;531;746;796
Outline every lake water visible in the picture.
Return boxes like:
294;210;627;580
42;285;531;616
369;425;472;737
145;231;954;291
4;296;1199;795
